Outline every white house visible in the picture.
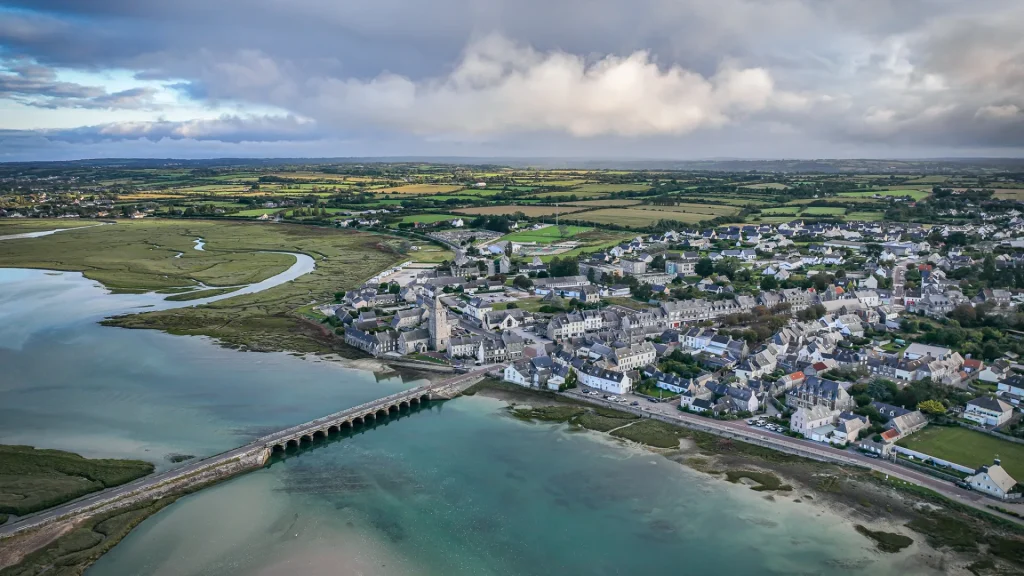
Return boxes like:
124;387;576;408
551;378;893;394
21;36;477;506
964;397;1014;426
965;460;1018;500
503;361;532;387
579;364;632;395
790;405;836;437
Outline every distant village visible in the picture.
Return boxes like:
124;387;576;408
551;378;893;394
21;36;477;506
321;217;1024;502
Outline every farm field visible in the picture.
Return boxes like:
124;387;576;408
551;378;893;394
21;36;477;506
396;213;462;224
378;184;465;194
234;208;282;217
897;426;1024;480
840;189;931;201
456;205;588;217
633;204;740;217
760;207;802;216
571;183;651;193
563;199;642;207
501;225;592;244
571;208;719;227
992;189;1024;201
524;190;611;200
801;207;847;216
740;183;789;190
846;211;885;221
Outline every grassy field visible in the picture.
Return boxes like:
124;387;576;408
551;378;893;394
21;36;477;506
571;207;726;227
234;208;283;217
0;220;103;235
840;189;931;201
524;190;610;200
760;207;802;216
0;445;153;517
897;426;1024;480
456;205;588;217
501;225;592;243
846;211;885;221
0;220;296;292
396;213;462;224
801;206;847;216
634;204;738;217
562;199;642;207
377;184;464;194
0;220;407;353
571;183;650;193
740;183;789;190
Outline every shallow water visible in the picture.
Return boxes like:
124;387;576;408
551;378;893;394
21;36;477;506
1;268;935;575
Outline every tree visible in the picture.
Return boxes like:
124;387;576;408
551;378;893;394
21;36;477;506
760;275;778;291
917;399;946;415
695;257;714;278
586;268;597;283
513;275;533;290
561;368;578;390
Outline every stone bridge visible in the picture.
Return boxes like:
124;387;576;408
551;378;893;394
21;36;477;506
258;368;492;453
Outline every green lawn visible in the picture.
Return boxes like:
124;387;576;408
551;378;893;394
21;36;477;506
846;211;885;221
397;213;461;224
502;225;592;244
897;426;1024;480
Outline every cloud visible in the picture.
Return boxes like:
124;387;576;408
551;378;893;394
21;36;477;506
1;1;1024;157
0;58;158;109
38;114;321;143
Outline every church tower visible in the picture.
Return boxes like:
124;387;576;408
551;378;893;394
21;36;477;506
429;294;451;352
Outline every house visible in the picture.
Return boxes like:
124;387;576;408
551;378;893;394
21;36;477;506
998;375;1024;404
964;397;1014;426
964;459;1018;500
832;412;870;444
903;343;954;362
790;405;836;436
578;363;633;395
889;410;928;438
786;377;854;411
979;360;1011;383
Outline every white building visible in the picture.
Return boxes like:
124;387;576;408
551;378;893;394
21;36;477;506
965;460;1018;500
790;405;836;437
964;397;1014;426
579;364;632;395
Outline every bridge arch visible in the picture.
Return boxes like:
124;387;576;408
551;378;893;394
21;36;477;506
375;408;388;418
419;394;430;403
286;439;299;448
313;430;327;439
388;404;399;414
327;425;339;434
300;434;313;444
271;443;285;453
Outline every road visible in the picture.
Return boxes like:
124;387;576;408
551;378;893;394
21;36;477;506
0;367;497;539
565;387;1024;526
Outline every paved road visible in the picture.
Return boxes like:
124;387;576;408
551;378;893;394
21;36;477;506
566;387;1024;526
0;367;496;538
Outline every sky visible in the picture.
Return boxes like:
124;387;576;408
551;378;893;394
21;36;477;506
0;0;1023;161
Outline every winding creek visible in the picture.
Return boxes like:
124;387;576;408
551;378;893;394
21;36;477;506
0;227;943;575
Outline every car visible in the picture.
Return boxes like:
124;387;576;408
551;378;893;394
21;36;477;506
756;422;765;427
631;401;640;406
866;453;881;459
746;419;755;425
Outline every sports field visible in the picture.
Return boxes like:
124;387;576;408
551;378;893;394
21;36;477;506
897;426;1024;480
502;225;592;244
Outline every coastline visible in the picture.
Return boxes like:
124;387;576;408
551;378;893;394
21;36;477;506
470;380;1024;575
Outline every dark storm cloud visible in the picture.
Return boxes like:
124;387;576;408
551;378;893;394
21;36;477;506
1;0;1023;157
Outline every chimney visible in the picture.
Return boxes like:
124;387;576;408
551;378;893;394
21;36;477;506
994;458;1002;467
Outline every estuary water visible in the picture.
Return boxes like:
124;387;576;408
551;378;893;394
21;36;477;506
0;267;936;575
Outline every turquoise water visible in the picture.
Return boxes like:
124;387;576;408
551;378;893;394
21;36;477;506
0;268;933;575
